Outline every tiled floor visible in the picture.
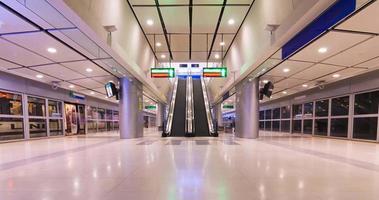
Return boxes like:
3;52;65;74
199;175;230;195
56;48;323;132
1;130;379;200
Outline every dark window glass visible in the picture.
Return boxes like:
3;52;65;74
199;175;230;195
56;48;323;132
98;108;106;120
330;118;348;138
113;111;119;121
292;120;302;133
114;121;119;130
281;106;291;119
272;121;280;131
107;121;113;131
265;121;272;131
354;91;379;115
281;120;290;132
265;110;272;120
29;118;47;138
28;97;45;117
98;121;106;131
303;119;313;134
0;91;23;115
316;100;329;117
315;119;328;136
87;107;97;120
273;108;280;119
49;119;63;136
353;117;378;140
48;100;62;117
87;121;97;133
259;121;265;130
259;111;265;120
332;96;349;116
304;102;313;117
106;110;113;120
292;104;302;119
0;118;24;140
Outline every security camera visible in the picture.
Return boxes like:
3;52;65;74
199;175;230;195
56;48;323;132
51;81;60;90
316;80;326;90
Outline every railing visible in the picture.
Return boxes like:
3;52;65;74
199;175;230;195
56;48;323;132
185;76;195;135
201;77;215;135
164;78;178;136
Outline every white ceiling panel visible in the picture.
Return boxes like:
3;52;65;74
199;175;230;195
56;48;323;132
267;60;314;77
62;61;109;77
324;36;379;67
133;7;162;34
337;1;379;34
355;56;379;69
292;64;344;80
129;0;154;5
32;64;85;80
3;32;84;62
59;81;86;91
316;67;368;82
172;52;189;62
93;87;107;95
156;52;170;62
0;38;51;66
275;78;307;89
0;6;38;34
147;34;169;52
159;0;188;5
92;76;119;85
8;67;59;83
193;6;221;33
219;6;249;33
171;35;189;51
210;34;234;51
0;58;22;70
70;78;103;89
80;89;105;97
192;34;207;51
260;75;285;84
290;31;370;63
191;52;207;62
161;7;189;33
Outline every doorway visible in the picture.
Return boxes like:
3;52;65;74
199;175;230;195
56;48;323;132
64;103;85;135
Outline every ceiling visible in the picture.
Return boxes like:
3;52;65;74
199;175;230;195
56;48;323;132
0;0;135;103
128;0;254;63
260;0;379;102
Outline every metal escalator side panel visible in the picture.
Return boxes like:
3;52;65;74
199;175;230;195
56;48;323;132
192;78;210;136
170;78;187;137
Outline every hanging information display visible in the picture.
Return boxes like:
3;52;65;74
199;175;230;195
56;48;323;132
203;67;227;78
151;68;175;78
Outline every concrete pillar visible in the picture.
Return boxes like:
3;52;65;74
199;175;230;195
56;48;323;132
235;78;259;139
119;78;143;139
156;103;165;130
217;104;223;128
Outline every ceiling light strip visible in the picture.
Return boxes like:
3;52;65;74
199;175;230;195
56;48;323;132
207;0;227;60
154;0;174;60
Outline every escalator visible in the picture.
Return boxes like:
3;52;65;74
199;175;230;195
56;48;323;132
192;78;210;136
170;77;187;136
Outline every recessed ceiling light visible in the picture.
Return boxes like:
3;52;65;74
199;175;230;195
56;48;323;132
282;91;287;94
109;80;114;83
302;84;308;88
228;19;235;25
220;41;225;46
90;91;95;95
283;68;290;73
147;19;154;26
86;68;93;72
69;85;75;89
161;54;166;59
262;80;269;84
318;47;328;54
105;96;109;99
332;74;340;78
156;42;162;47
36;74;44;79
215;54;220;59
47;47;57;54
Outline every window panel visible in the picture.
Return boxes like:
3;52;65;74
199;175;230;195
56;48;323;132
29;118;47;138
259;121;265;130
281;106;291;119
49;119;63;136
281;120;290;132
332;96;349;116
98;121;106;131
48;100;62;118
87;121;97;133
265;110;272;120
0;118;24;140
303;119;313;134
354;91;379;115
0;91;23;115
273;108;280;119
304;102;313;117
330;118;348;138
353;117;378;140
98;108;106;120
87;106;97;120
292;120;302;133
28;97;45;117
316;100;329;117
292;104;302;119
265;121;272;131
106;110;113;120
315;119;328;136
259;111;265;120
113;111;119;121
272;121;280;131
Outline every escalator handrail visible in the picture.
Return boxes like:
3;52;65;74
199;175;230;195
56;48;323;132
201;77;215;135
165;78;178;135
185;76;195;135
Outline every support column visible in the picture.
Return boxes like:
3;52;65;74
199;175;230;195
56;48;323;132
119;78;144;139
156;103;165;131
235;78;259;139
217;104;223;129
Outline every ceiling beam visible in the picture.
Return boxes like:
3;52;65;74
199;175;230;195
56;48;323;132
132;4;250;7
154;0;174;60
207;0;227;60
189;0;193;60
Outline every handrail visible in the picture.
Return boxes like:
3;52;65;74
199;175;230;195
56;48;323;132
185;76;195;135
201;77;215;135
165;78;178;135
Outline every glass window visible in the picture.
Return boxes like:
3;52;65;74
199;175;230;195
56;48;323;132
273;108;280;119
87;106;97;120
332;96;349;116
353;117;378;140
29;118;47;138
106;110;113;120
0;118;24;140
304;102;313;117
315;119;328;136
98;108;106;120
259;111;265;120
265;110;272;120
259;121;265;130
114;121;119;130
292;104;302;119
265;121;272;131
281;106;291;119
48;100;62;117
303;120;313;134
98;121;106;131
330;118;348;138
113;111;119;121
272;121;280;131
281;120;290;132
316;100;329;117
87;121;97;133
354;91;379;115
49;119;63;136
292;120;302;133
28;97;45;117
0;91;23;115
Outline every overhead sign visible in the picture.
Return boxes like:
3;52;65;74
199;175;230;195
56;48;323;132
151;68;175;78
69;91;85;100
223;104;234;109
145;105;157;110
203;67;227;78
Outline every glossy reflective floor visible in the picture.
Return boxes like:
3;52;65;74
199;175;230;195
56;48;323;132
1;130;379;200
